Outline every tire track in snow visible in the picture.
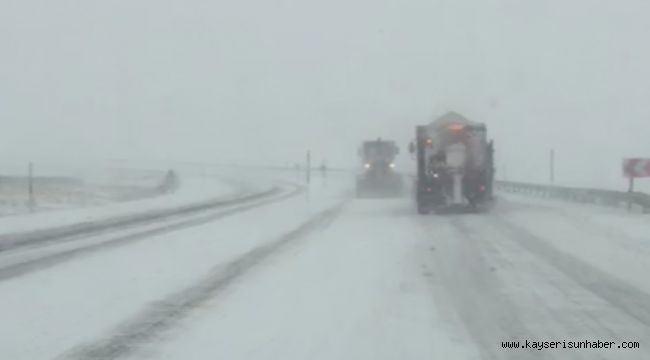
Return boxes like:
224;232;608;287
0;184;302;282
57;202;346;360
0;187;279;253
489;215;650;329
422;216;542;360
458;216;627;360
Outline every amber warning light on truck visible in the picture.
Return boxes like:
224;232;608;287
447;123;465;131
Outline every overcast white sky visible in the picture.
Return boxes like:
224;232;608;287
2;0;650;189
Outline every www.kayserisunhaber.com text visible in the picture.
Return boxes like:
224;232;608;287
502;340;640;351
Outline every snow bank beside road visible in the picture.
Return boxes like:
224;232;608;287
0;168;172;217
0;171;241;236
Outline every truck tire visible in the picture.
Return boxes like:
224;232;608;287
417;203;430;214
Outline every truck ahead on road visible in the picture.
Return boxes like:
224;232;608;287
410;112;494;214
356;139;404;198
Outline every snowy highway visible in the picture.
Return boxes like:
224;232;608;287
5;0;650;359
1;172;648;360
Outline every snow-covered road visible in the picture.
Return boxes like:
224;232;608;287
1;172;648;360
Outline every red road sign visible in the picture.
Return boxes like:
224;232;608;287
623;158;650;178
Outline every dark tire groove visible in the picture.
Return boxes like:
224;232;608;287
0;188;281;253
441;218;542;360
491;215;650;328
57;202;346;360
0;185;303;282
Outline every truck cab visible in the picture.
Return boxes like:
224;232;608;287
356;139;404;198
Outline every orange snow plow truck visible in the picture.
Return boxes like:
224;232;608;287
409;112;495;214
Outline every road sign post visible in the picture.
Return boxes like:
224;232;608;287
550;148;555;184
623;158;650;211
28;162;35;213
628;176;634;211
306;151;311;185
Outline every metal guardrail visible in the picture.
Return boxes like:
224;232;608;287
496;181;650;213
0;175;82;186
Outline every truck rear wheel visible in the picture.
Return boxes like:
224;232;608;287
417;203;430;214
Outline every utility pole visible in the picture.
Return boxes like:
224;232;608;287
628;176;635;211
28;162;35;213
549;148;555;185
306;151;311;184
